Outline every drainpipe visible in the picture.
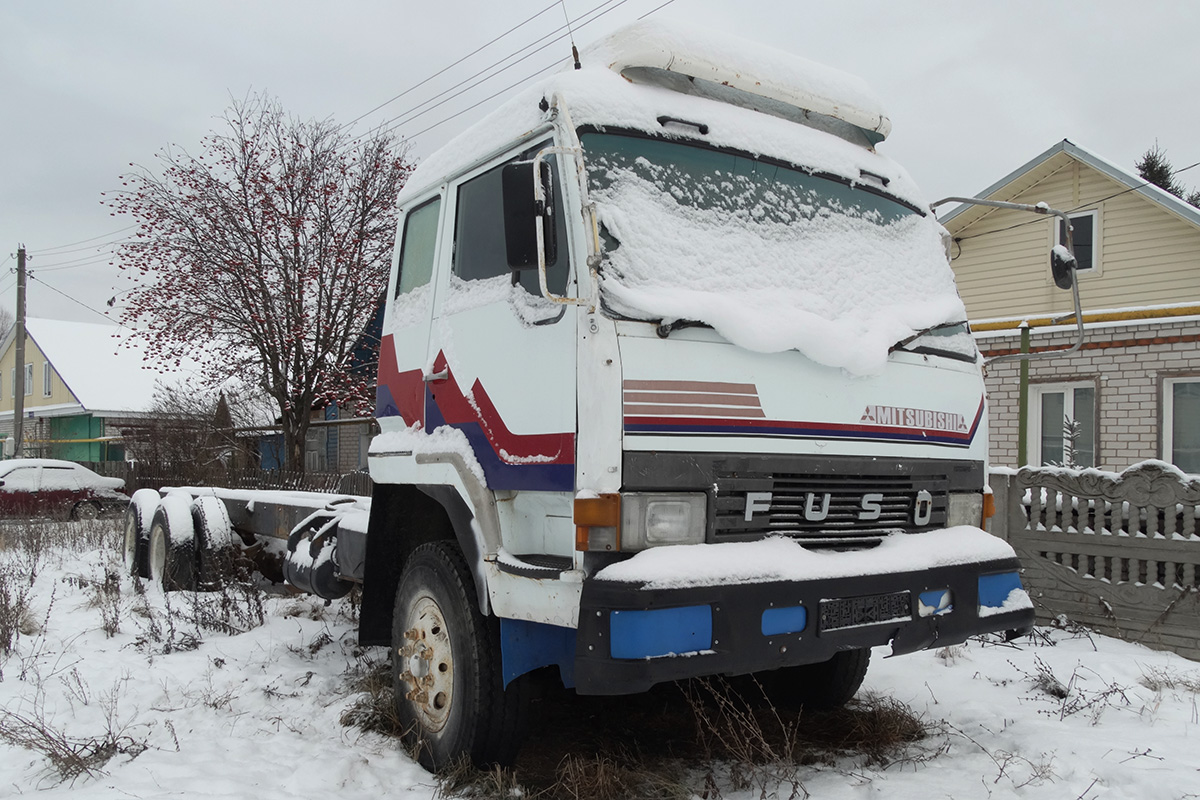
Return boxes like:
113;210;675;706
1017;323;1030;466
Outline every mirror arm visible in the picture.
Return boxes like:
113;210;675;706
931;196;1083;366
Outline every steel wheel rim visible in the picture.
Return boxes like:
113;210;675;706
399;593;455;732
149;524;167;583
123;514;139;570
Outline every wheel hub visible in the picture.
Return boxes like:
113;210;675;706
398;595;454;731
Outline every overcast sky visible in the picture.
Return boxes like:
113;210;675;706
3;0;1198;325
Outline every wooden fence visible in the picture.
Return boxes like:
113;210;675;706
990;461;1200;661
81;462;374;497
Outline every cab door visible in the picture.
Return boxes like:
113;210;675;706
377;192;444;432
424;141;578;499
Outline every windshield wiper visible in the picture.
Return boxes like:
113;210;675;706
656;318;711;338
889;320;968;353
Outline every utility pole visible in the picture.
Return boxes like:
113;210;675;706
13;245;26;457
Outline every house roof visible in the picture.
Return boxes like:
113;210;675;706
939;139;1200;231
1;318;188;416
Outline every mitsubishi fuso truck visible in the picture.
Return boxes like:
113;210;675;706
123;20;1055;770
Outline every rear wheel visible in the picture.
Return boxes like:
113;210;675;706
759;649;871;711
71;501;101;521
191;495;237;589
392;541;527;771
122;490;159;579
148;494;197;591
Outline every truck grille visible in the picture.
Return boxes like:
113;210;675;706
713;470;949;546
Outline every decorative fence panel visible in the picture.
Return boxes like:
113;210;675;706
991;462;1200;661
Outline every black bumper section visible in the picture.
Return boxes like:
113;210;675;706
573;557;1034;696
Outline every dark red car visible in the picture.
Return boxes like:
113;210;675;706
0;459;129;520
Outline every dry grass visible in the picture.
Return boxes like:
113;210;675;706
340;667;931;800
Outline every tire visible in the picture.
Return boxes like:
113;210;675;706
148;493;197;591
123;489;160;579
392;541;528;771
71;501;101;521
191;495;237;589
759;648;871;711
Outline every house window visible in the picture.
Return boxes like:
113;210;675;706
10;365;33;397
1057;210;1098;273
43;362;52;397
1031;382;1096;467
1164;378;1200;474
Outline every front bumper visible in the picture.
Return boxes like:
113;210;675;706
573;541;1033;695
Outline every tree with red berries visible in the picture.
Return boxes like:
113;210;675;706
109;94;413;471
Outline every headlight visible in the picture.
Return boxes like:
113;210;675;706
621;493;706;550
946;492;984;528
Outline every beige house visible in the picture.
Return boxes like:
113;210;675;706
942;139;1200;472
0;318;166;461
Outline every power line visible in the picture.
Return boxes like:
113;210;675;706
31;225;136;254
24;272;113;323
339;1;564;132
382;0;637;143
25;251;117;271
955;160;1200;243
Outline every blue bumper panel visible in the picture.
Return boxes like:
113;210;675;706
761;605;808;636
978;571;1023;609
610;605;712;659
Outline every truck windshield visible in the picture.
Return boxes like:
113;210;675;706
580;132;974;374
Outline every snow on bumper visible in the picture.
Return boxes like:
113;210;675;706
573;527;1034;695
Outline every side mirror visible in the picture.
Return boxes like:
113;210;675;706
502;161;557;269
1050;244;1076;290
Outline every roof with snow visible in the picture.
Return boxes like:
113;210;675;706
939;139;1200;231
1;318;188;416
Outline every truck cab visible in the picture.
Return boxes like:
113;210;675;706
364;20;1035;769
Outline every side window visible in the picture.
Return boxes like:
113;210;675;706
395;197;441;298
40;467;81;491
453;152;569;295
1057;210;1098;273
1032;382;1096;467
2;467;40;490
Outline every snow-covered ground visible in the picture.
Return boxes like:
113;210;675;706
1;520;1197;799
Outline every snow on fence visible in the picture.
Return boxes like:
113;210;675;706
990;461;1200;661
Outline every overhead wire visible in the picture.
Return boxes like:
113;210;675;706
375;0;628;137
24;272;114;323
379;0;638;144
29;225;135;254
337;0;564;132
954;160;1200;243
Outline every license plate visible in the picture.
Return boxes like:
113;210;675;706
819;591;912;631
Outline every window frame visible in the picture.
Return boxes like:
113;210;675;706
43;362;52;397
1028;379;1099;467
1053;208;1101;277
392;194;444;299
1162;375;1200;474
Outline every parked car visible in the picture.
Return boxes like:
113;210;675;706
0;459;129;520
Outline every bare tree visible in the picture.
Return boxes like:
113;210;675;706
108;94;412;471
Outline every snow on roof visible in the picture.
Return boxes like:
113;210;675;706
939;139;1200;229
16;318;189;415
398;20;921;210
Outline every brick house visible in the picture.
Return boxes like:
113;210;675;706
941;140;1200;471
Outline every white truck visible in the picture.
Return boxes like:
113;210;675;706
124;21;1061;771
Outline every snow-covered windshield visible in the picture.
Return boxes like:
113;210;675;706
582;132;973;375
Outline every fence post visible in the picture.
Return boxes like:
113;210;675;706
989;471;1011;541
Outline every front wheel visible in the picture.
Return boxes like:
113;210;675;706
758;648;871;711
392;541;527;771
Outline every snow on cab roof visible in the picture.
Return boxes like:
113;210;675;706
17;318;183;415
398;20;921;209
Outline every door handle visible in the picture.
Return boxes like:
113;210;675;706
423;369;449;383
